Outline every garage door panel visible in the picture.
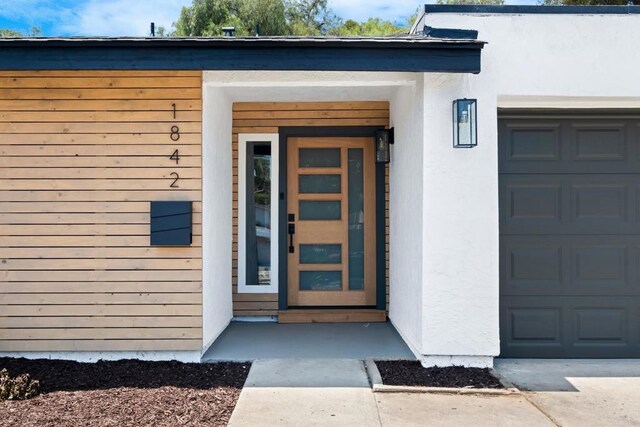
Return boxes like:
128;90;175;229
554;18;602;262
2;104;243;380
501;237;562;291
500;122;561;163
501;296;640;358
501;175;638;235
500;119;640;174
571;123;628;162
502;235;640;297
500;113;640;358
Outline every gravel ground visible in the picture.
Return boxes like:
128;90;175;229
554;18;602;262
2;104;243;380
0;358;250;427
375;361;503;389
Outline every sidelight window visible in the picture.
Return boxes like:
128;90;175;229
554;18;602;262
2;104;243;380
238;134;279;293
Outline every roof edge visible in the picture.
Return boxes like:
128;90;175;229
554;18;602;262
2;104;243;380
424;4;640;15
0;37;484;49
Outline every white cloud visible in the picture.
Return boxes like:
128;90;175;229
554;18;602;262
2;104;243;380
0;0;77;31
57;0;191;36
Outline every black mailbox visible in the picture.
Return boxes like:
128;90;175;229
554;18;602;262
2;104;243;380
150;201;192;246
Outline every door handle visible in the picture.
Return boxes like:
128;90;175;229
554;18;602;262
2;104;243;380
288;222;295;253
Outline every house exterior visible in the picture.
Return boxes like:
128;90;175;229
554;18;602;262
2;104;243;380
1;5;639;368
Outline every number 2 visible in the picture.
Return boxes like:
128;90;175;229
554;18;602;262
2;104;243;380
170;172;179;188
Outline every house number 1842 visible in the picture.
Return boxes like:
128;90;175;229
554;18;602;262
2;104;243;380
169;105;180;188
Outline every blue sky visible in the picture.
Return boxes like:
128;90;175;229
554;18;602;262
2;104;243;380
0;0;538;37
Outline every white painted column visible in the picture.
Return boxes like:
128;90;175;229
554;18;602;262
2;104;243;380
419;73;500;368
202;85;234;352
388;76;425;357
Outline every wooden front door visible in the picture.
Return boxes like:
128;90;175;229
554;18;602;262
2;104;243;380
287;136;376;306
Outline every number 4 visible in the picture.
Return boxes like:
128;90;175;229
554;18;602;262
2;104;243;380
170;149;180;164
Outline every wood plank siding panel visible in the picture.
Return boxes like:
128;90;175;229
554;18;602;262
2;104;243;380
0;71;203;352
232;102;390;316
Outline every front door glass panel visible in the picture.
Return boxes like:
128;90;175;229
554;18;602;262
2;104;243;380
299;271;342;291
348;148;365;290
300;244;342;264
299;148;341;168
299;201;341;220
299;174;341;193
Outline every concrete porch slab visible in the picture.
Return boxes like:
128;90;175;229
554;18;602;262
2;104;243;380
202;321;415;361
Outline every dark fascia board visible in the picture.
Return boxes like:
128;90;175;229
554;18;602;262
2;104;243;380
0;37;484;73
423;27;478;40
425;5;640;14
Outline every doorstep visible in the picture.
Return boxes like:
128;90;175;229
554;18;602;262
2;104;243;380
278;309;387;323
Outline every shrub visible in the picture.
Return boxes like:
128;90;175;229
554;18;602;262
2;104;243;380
0;368;40;400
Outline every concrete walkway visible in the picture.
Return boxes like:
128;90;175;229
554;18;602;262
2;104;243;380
228;359;556;426
230;359;640;426
496;359;640;427
228;359;380;426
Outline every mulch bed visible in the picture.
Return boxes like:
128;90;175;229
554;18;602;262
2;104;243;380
375;360;503;389
0;358;250;427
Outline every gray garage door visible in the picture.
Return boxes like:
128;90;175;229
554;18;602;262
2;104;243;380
499;111;640;358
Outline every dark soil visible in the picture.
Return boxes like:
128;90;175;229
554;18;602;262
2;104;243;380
375;360;503;389
0;358;250;427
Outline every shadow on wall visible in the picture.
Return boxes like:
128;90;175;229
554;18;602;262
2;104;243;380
0;358;250;393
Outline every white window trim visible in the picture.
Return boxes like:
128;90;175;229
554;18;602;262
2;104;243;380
238;133;279;294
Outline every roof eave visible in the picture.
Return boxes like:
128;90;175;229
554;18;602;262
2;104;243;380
0;38;485;73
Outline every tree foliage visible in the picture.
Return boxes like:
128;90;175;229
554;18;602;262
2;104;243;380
174;0;289;36
0;29;23;38
329;18;405;36
0;26;43;38
285;0;340;35
173;0;408;36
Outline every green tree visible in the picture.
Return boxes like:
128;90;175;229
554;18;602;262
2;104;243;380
437;0;505;4
543;0;638;4
330;18;405;36
0;29;23;38
286;0;341;35
174;0;289;36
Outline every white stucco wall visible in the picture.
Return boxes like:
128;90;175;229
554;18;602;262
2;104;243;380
202;85;234;352
413;11;640;367
388;77;425;356
426;12;640;102
419;74;499;368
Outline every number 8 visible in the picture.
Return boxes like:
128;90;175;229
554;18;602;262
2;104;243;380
170;125;180;141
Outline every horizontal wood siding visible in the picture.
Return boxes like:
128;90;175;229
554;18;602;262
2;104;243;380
0;71;203;352
232;101;389;316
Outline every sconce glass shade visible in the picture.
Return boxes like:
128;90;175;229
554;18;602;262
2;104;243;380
453;99;477;148
375;129;392;163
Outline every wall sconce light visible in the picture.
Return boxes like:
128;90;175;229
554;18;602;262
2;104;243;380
453;99;477;148
375;128;394;163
